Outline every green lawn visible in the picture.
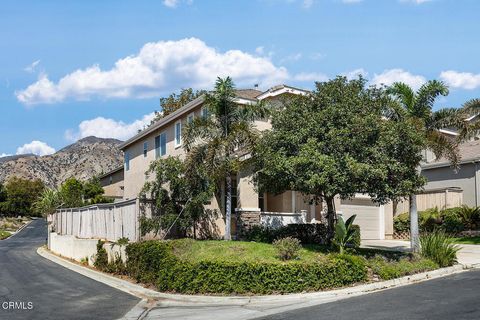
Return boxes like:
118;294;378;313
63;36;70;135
453;237;480;245
171;239;326;263
0;230;11;240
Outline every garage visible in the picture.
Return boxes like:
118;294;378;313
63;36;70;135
339;197;385;240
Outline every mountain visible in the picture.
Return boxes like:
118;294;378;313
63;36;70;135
0;137;123;188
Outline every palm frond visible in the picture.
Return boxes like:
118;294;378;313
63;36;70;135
428;107;465;131
182;117;219;152
414;80;449;119
386;82;415;111
426;130;460;168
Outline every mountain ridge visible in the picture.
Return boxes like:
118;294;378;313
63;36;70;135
0;136;124;188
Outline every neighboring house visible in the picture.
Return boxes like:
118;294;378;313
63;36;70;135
421;140;480;207
99;166;124;200
118;84;395;240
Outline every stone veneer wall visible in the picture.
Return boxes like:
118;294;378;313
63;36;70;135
236;211;261;236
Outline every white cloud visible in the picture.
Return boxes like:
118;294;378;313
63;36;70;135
65;112;156;142
16;141;55;156
24;60;40;73
309;52;325;60
280;53;302;63
343;68;368;80
163;0;178;7
371;68;426;90
399;0;433;4
293;72;329;82
440;70;480;90
16;38;289;105
0;153;11;158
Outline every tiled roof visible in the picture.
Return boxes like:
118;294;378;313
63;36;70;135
234;89;262;100
423;139;480;169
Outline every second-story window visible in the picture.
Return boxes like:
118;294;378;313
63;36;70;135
187;113;194;124
155;132;167;158
201;106;209;118
124;152;130;171
175;121;182;147
143;141;148;158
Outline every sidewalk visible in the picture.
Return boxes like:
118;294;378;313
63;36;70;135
38;247;469;320
361;239;480;267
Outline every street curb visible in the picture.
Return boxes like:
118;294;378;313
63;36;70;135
37;246;469;308
5;218;35;239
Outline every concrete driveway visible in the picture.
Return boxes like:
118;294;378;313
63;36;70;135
361;239;480;266
0;218;139;320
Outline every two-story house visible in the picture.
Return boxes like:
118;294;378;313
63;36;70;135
117;84;395;240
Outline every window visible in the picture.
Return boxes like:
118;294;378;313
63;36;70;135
124;152;130;171
175;121;182;147
187;113;194;124
109;176;113;185
155;132;167;158
201;106;209;118
143;141;148;158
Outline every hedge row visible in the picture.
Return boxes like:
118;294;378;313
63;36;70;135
242;223;361;247
125;241;367;294
394;207;479;234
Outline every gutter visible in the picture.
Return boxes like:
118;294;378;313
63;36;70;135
118;95;206;150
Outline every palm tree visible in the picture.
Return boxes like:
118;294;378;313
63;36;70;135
387;80;468;251
183;77;269;240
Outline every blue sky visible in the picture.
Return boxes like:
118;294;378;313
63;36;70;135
2;0;480;156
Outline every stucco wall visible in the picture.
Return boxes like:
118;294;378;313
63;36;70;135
422;163;477;207
100;169;124;198
48;232;128;266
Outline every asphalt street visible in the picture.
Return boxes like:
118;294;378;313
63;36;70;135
0;218;139;320
255;268;480;320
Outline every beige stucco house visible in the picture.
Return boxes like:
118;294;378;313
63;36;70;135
99;166;124;199
117;84;395;240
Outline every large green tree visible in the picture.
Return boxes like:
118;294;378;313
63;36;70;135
254;76;425;240
183;77;269;240
386;80;469;251
59;177;84;208
149;88;206;126
139;156;217;239
1;177;45;216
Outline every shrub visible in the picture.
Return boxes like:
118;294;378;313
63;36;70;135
94;240;109;271
125;240;367;294
441;209;464;234
420;231;459;267
394;209;442;233
273;237;302;260
367;254;438;280
456;205;480;230
275;223;328;244
243;223;330;245
242;225;276;243
394;212;410;233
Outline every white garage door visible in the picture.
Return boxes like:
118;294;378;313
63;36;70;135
339;198;384;240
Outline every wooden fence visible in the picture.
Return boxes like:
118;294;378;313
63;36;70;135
394;187;463;215
51;199;140;242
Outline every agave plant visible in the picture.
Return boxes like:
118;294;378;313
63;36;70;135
332;215;357;254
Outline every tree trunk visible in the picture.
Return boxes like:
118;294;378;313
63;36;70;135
225;175;232;240
325;196;336;244
409;193;420;252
